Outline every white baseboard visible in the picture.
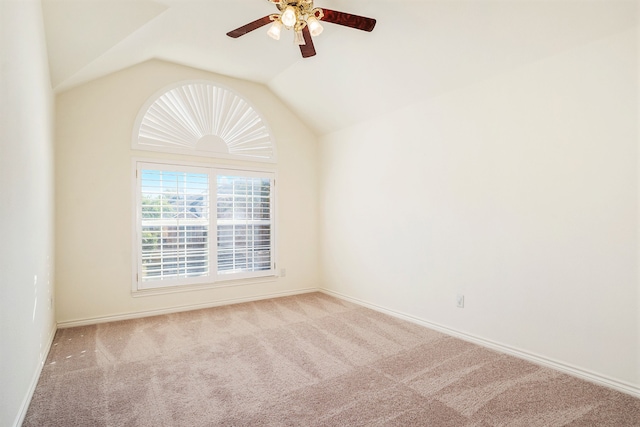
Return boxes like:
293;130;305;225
14;325;57;427
57;287;320;329
320;288;640;399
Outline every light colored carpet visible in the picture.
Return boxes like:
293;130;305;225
24;292;640;426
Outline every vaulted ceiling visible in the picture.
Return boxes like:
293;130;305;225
42;0;637;135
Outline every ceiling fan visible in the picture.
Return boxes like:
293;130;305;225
227;0;376;58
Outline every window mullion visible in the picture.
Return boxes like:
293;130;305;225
179;173;185;277
160;172;165;280
211;171;218;282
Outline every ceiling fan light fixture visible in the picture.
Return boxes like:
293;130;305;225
281;6;297;28
306;16;323;36
267;20;282;40
227;1;377;58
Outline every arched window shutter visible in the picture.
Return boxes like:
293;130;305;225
133;81;276;162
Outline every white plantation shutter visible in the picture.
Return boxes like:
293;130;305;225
139;168;210;285
217;175;273;275
133;81;276;162
136;162;274;290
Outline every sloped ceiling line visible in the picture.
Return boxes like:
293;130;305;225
43;0;638;135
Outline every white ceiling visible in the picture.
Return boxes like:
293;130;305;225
42;0;637;135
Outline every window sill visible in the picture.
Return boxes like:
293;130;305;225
131;274;279;298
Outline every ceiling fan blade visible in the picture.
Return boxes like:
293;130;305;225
320;9;376;32
227;16;273;38
299;26;316;58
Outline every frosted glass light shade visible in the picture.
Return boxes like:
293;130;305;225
307;16;323;36
294;30;305;45
281;6;297;27
133;81;275;162
267;21;282;40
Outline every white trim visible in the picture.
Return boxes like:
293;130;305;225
58;288;319;329
131;156;277;174
320;288;640;399
131;275;279;297
14;325;57;427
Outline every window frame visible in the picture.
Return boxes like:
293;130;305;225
132;158;277;294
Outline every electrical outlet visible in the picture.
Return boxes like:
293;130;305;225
280;268;286;277
456;294;464;308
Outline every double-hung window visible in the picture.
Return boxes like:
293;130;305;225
135;161;275;290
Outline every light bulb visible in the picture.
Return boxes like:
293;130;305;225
267;20;282;40
307;16;323;37
281;6;297;27
294;30;305;45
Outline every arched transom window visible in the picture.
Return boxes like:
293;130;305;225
133;80;275;162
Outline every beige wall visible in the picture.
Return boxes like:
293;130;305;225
0;1;56;426
320;27;639;390
55;60;319;324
